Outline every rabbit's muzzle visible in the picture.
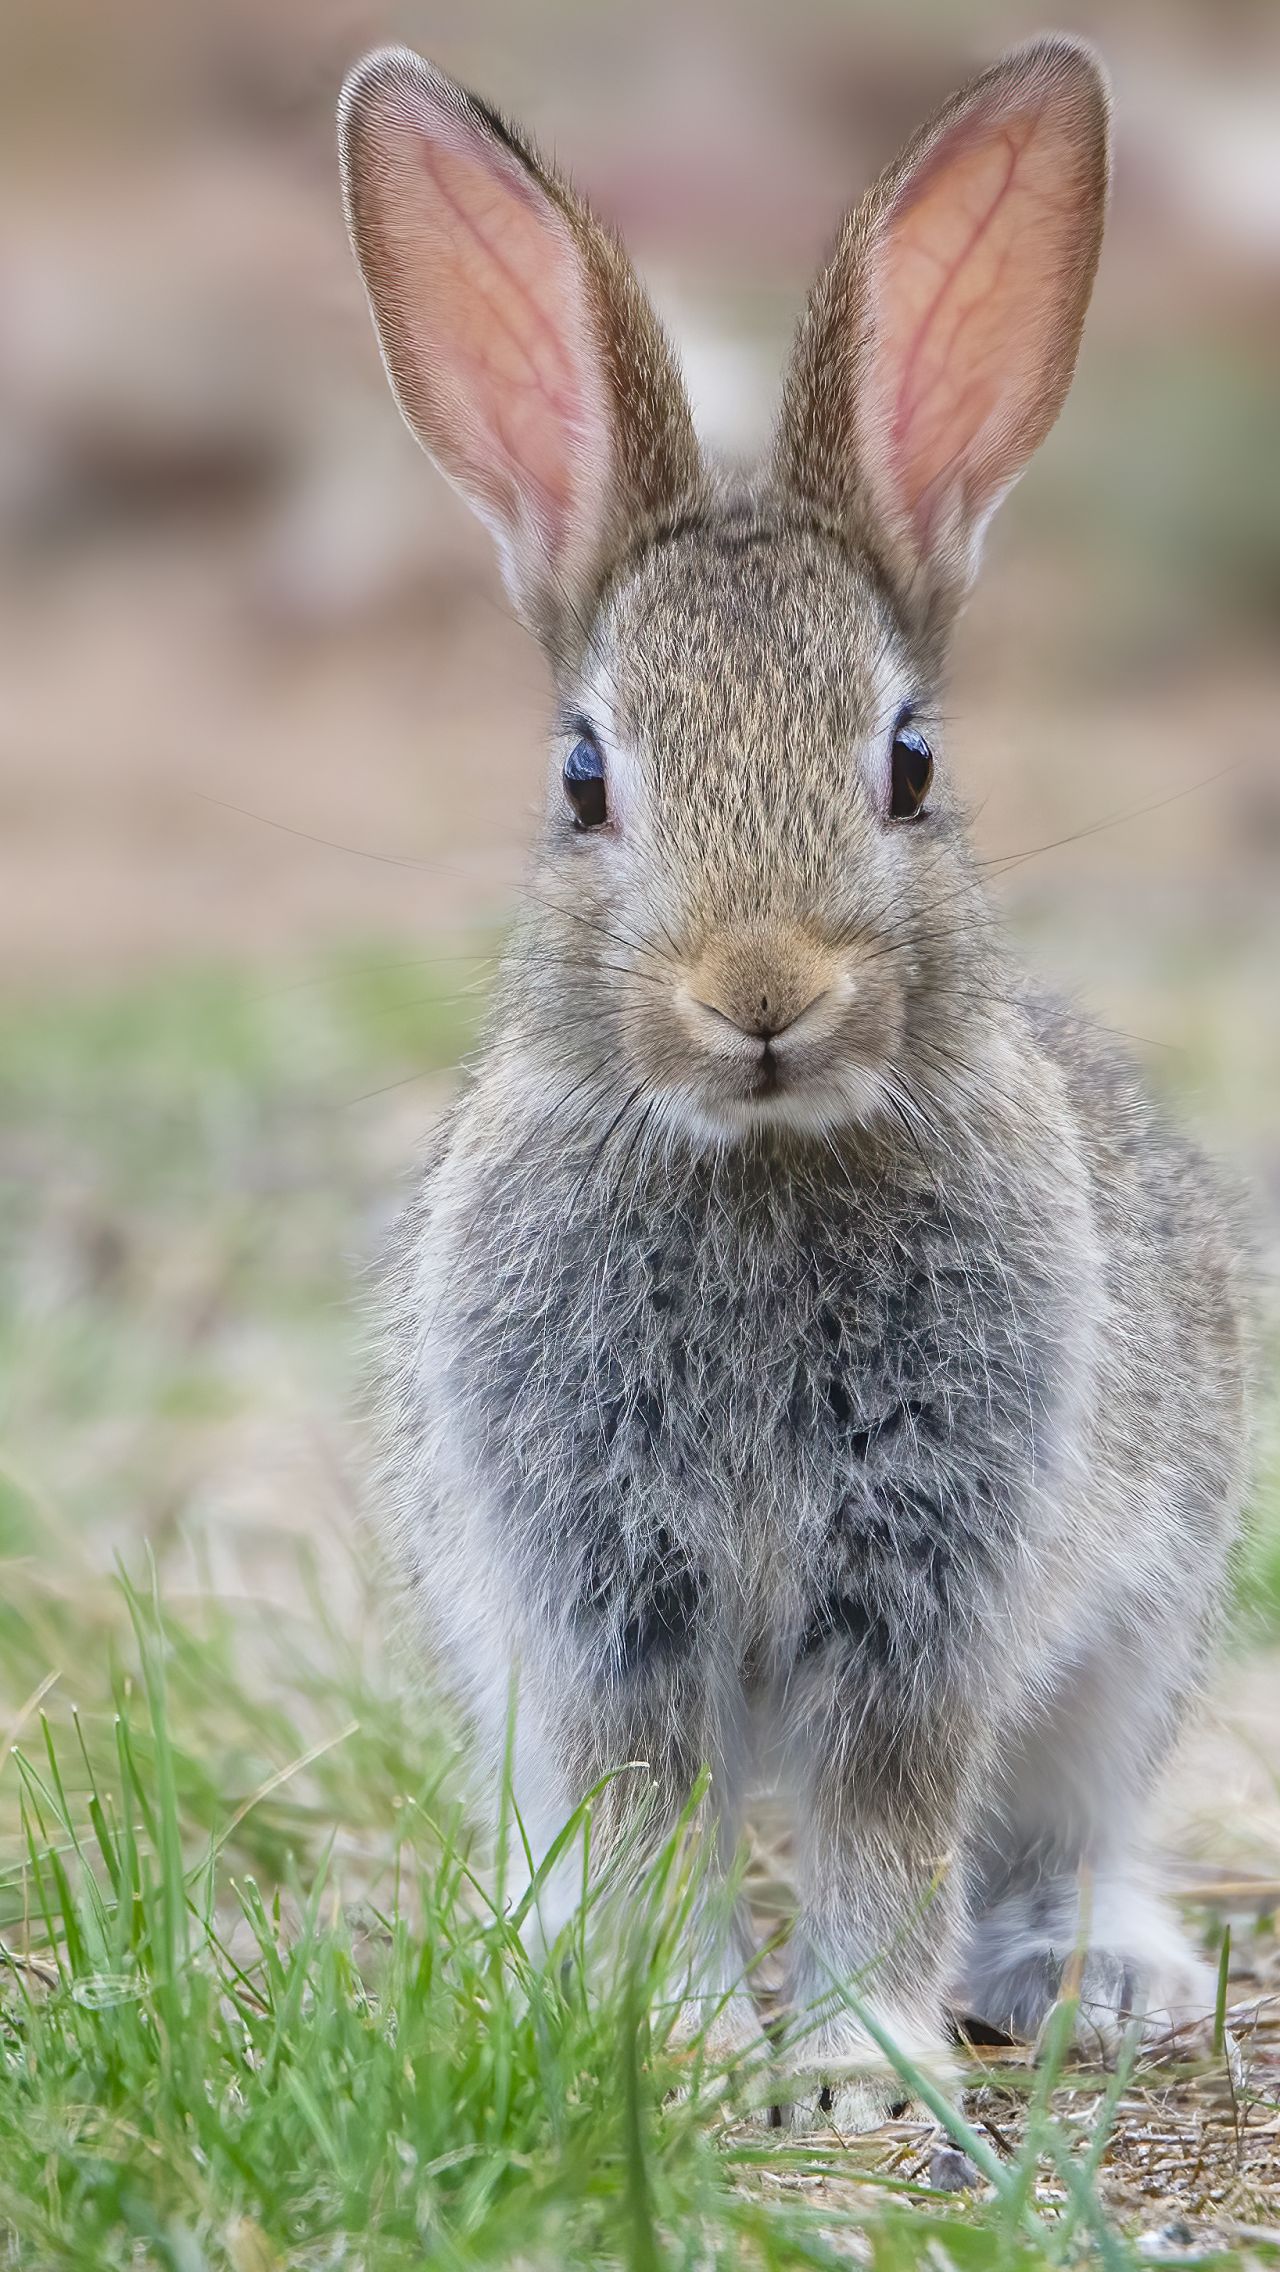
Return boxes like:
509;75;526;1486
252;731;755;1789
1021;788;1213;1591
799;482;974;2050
683;977;840;1095
651;921;907;1140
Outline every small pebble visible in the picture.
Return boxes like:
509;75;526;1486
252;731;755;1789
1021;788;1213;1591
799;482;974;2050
1136;2220;1207;2261
927;2143;981;2193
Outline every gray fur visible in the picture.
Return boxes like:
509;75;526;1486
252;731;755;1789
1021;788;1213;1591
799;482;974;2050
343;39;1251;2125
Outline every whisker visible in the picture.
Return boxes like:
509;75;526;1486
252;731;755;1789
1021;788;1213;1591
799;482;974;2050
976;762;1241;876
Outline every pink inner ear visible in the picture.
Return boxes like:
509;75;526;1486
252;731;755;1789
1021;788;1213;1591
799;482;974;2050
865;90;1094;550
408;136;586;533
360;78;613;574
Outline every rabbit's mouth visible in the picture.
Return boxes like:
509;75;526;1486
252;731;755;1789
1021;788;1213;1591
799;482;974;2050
659;1055;899;1148
750;1047;783;1101
640;948;909;1147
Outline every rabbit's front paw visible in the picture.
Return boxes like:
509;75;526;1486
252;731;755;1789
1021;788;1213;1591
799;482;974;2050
667;1989;765;2066
780;2019;949;2136
784;2074;905;2136
665;1991;773;2128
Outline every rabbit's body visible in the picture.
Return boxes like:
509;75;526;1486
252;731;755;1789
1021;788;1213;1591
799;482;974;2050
380;518;1245;2092
390;981;1240;1800
342;45;1249;2119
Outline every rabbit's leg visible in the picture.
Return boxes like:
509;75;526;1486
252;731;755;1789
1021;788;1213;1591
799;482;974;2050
959;1641;1213;2053
499;1648;763;2061
776;1660;971;2132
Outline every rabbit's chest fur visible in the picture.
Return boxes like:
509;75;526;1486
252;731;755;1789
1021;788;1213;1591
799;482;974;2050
414;1116;1085;1692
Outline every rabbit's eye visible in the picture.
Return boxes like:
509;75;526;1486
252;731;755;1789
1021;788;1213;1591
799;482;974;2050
889;722;934;821
563;735;607;830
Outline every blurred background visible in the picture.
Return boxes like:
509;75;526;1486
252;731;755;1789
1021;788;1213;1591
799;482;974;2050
1;0;1277;1865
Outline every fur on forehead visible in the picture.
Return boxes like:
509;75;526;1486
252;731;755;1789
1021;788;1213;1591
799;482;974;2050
576;498;919;768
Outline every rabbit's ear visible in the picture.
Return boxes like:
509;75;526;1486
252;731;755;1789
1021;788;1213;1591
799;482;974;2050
339;47;701;639
775;38;1109;631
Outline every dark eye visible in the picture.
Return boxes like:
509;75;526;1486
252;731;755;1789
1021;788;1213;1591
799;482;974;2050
563;734;607;830
889;720;934;821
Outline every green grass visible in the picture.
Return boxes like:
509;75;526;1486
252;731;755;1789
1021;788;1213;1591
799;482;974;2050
0;1551;1171;2271
1;947;1277;2265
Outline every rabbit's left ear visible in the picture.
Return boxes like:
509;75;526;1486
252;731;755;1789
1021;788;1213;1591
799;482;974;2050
339;47;702;644
775;38;1110;636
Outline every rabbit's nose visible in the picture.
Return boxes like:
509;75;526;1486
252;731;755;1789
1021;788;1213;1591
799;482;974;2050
692;989;830;1046
684;925;840;1045
683;924;841;1054
682;926;841;1049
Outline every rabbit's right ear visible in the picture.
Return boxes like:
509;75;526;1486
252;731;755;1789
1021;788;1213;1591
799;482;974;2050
339;48;702;643
775;38;1109;642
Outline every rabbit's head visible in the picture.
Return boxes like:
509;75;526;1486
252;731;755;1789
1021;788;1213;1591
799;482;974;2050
341;41;1109;1147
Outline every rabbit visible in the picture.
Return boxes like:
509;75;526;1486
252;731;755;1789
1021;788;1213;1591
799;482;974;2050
338;36;1251;2129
